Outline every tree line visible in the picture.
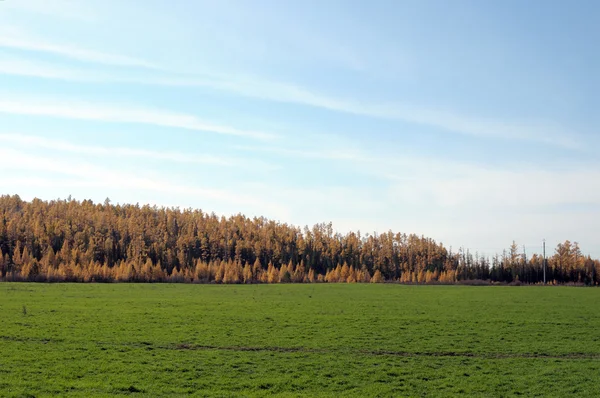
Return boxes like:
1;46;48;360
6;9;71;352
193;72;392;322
0;195;598;285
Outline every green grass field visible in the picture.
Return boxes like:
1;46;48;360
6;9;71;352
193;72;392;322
1;284;599;397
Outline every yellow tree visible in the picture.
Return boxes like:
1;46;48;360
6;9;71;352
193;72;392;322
40;247;56;275
243;262;253;284
340;262;350;281
346;267;357;283
324;269;334;283
267;265;279;284
0;250;7;279
287;260;295;276
425;270;434;284
223;261;242;284
371;270;384;283
12;241;23;273
294;260;306;283
260;269;269;283
417;270;426;284
252;258;262;282
333;264;342;282
357;265;371;283
411;271;418;284
153;261;166;282
279;263;291;283
195;260;210;282
141;258;154;282
215;261;226;283
20;247;37;280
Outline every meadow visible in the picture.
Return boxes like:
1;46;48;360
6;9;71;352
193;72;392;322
1;284;599;397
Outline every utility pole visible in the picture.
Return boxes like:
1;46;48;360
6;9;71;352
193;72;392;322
543;239;546;285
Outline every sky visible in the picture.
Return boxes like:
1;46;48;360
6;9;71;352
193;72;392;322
0;0;599;257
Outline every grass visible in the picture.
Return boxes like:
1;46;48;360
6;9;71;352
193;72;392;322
1;283;599;397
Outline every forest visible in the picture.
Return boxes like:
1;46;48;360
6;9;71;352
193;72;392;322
0;194;597;285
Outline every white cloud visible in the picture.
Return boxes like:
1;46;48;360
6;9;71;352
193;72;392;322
2;0;96;21
235;144;364;161
0;133;241;167
0;26;157;69
0;51;579;148
0;97;276;141
391;167;600;209
219;78;582;149
0;55;105;81
0;147;289;218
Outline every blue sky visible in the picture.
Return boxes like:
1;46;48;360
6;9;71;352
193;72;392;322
1;0;599;257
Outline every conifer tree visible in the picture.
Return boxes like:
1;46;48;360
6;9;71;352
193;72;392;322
243;262;253;284
293;261;305;283
0;250;6;279
0;195;597;285
267;265;279;284
341;262;350;281
279;263;289;283
12;241;22;271
371;270;384;283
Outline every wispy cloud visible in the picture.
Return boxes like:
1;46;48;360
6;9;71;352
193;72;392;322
0;52;579;148
235;144;364;161
0;134;242;167
216;77;582;149
384;163;600;209
0;97;276;141
2;0;96;21
0;147;289;217
0;26;157;69
0;54;108;81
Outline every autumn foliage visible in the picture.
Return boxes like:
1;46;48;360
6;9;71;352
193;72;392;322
0;195;598;285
